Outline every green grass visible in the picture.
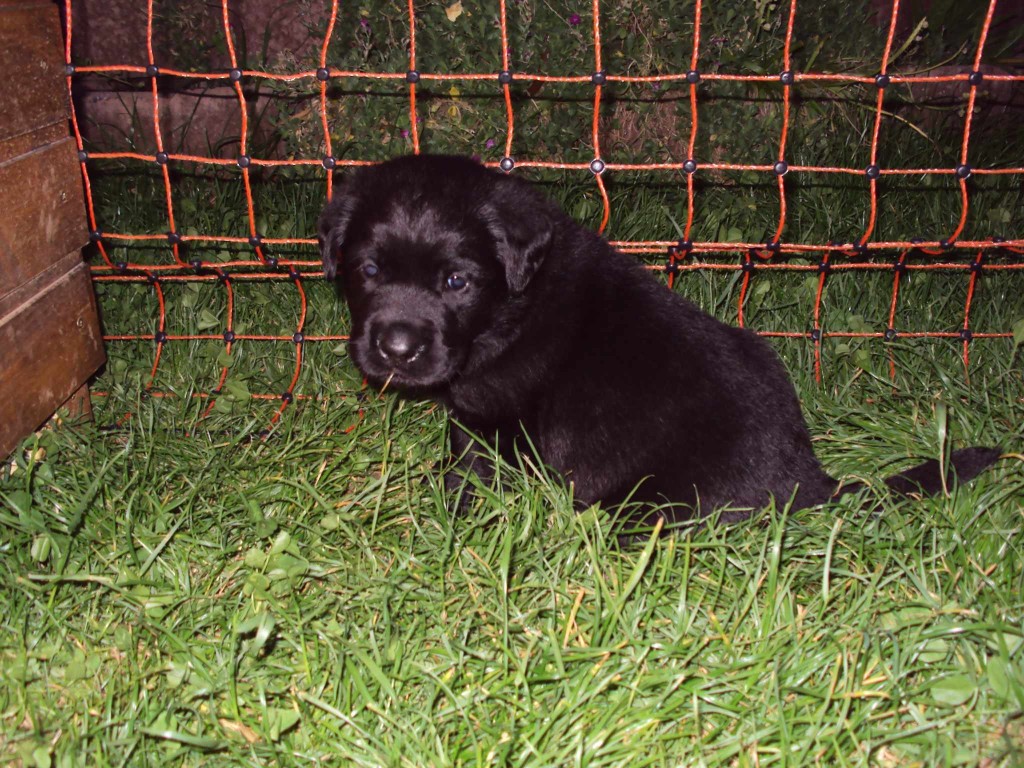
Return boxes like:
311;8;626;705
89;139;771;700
4;199;1024;765
5;1;1024;762
7;148;1024;768
6;137;1024;768
2;356;1023;766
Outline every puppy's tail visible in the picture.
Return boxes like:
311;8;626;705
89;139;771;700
882;446;1002;497
836;446;1001;502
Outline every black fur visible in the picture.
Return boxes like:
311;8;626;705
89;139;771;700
318;155;1000;524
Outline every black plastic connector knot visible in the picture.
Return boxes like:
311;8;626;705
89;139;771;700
589;158;606;175
223;330;236;343
155;151;169;165
910;237;924;247
664;259;680;276
77;149;89;162
405;70;420;83
146;64;160;78
742;257;757;273
89;229;103;243
685;69;700;84
154;330;168;343
591;70;607;85
498;70;513;85
809;328;822;342
190;258;204;273
773;160;789;176
65;63;76;76
668;239;693;256
166;231;181;245
865;164;881;180
853;241;870;255
817;260;831;274
218;272;232;285
316;67;330;82
237;154;251;169
884;327;898;341
229;67;243;83
764;240;781;253
287;268;301;281
682;158;698;175
892;259;907;274
940;239;955;252
968;70;984;86
115;261;128;274
874;73;891;88
499;156;515;173
970;259;984;274
955;164;972;180
959;328;973;342
292;332;305;344
146;273;160;285
281;392;294;404
248;234;263;248
779;70;795;86
322;155;336;170
265;255;279;269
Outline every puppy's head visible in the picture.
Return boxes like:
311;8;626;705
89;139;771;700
317;155;554;390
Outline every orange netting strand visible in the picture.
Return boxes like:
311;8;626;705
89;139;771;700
64;0;1023;428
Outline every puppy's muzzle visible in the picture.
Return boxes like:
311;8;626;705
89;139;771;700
374;321;429;365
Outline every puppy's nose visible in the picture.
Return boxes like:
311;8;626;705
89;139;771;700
376;323;425;363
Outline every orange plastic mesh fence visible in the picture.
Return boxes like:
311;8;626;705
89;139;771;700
63;0;1024;426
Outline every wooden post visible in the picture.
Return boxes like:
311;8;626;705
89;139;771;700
0;1;105;459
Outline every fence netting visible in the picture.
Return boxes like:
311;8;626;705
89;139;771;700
63;0;1023;426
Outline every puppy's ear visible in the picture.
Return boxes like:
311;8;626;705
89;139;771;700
481;180;554;294
317;185;359;281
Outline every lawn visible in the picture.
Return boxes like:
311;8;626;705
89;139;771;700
3;0;1024;762
2;251;1023;765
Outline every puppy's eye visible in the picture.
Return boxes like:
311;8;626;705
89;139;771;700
446;273;468;291
362;263;379;278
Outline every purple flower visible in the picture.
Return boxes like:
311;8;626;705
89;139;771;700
401;129;410;139
359;18;370;30
568;13;581;26
485;138;496;149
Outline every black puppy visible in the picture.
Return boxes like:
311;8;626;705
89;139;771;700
318;154;999;524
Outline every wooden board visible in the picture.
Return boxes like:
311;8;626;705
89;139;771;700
0;137;88;297
0;255;105;458
0;0;106;458
0;1;71;162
